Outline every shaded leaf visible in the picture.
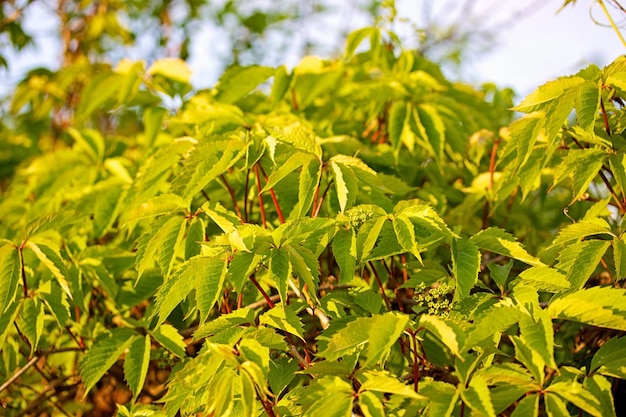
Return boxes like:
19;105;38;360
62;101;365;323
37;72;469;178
123;334;151;401
79;328;136;395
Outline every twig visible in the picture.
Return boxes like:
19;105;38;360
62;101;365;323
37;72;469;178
19;245;27;297
312;179;333;218
0;355;40;394
258;164;285;224
249;275;274;308
368;261;392;310
220;174;244;223
254;164;267;228
244;168;251;222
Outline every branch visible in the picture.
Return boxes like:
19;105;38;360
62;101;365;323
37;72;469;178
220;174;244;223
0;355;40;394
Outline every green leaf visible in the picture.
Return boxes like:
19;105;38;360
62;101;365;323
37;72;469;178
512;266;570;293
358;390;385;417
270;65;292;107
584;374;617;417
318;312;408;366
344;27;375;59
123;334;151;401
185;217;204;260
544;393;570;417
79;328;136;395
24;238;71;299
416;104;446;163
173;136;247;201
23;210;83;241
510;336;545;384
609;153;626;199
229;251;263;292
615;236;626;281
552;148;607;202
478;363;537;390
150;324;187;358
356;216;387;262
294;158;321;218
590;335;626;378
489;385;528;415
285;244;319;295
147;58;192;91
192;308;255;340
153;255;222;326
393;213;421;262
350;287;382;314
550;218;613;248
359;369;424;399
260;304;305;341
142;106;167;148
330;159;358;213
203;201;241;234
299;376;354;417
464;302;523;348
269;248;292;303
547;381;603;417
75;73;122;121
388;101;408;149
519;309;557;371
513;76;585;112
269;357;299;395
510;394;539;417
470;228;543;266
332;226;356;282
0;300;20;346
195;256;228;323
215;65;274;104
262;152;312;192
419;315;464;358
488;260;513;290
460;375;496;417
18;297;44;352
123;194;186;226
420;380;459;417
67;127;105;163
555;240;610;289
135;215;186;280
452;238;480;300
38;279;70;327
364;312;410;367
0;244;20;315
575;81;600;132
547;287;626;330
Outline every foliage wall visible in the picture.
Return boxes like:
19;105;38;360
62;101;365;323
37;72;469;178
2;1;626;416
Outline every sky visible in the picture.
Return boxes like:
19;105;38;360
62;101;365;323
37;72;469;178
459;0;625;96
1;1;625;101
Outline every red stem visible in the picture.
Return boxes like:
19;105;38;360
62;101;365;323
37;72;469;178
254;165;267;228
244;168;250;222
249;275;274;308
409;330;421;392
258;164;285;224
600;98;613;143
18;246;27;297
312;179;334;218
368;261;391;310
488;137;501;192
291;88;299;110
220;174;244;223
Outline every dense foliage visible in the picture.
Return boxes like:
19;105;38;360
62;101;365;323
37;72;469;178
2;2;626;416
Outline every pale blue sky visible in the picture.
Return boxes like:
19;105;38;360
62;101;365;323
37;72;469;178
1;1;624;100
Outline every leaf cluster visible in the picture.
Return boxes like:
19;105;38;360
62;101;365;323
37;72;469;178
1;18;626;417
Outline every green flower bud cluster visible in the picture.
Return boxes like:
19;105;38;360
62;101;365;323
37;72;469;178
347;206;376;231
414;282;454;317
